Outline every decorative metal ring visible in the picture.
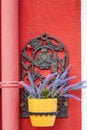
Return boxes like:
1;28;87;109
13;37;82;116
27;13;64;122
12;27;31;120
0;81;22;88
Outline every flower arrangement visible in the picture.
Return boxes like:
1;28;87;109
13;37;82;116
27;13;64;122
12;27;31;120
21;65;87;100
21;65;87;127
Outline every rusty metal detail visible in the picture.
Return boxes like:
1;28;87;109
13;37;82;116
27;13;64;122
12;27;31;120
20;33;68;118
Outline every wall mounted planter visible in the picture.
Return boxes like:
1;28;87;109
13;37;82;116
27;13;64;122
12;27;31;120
20;33;87;128
28;98;57;127
20;33;68;118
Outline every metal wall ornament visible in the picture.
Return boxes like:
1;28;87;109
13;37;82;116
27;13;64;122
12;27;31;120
20;33;68;118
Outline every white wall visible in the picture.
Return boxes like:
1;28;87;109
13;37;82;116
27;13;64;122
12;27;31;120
81;0;87;130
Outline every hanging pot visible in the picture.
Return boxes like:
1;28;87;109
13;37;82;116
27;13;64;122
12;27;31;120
28;98;57;127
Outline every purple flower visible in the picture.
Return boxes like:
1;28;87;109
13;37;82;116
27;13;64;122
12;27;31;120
62;80;87;92
41;72;57;89
61;94;81;101
28;71;34;87
60;64;71;79
21;81;35;98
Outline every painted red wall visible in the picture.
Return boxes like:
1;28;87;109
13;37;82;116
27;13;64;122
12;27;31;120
19;0;81;130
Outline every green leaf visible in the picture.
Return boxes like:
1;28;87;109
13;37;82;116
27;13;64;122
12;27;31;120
40;89;50;98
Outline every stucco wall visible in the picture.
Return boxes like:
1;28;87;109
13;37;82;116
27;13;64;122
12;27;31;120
19;0;81;130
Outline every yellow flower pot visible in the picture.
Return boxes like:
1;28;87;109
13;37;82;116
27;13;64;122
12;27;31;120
28;98;57;127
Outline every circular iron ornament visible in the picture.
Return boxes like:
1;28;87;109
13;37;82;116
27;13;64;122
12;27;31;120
20;33;68;118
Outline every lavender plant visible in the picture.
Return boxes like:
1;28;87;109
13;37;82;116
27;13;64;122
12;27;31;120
21;65;87;100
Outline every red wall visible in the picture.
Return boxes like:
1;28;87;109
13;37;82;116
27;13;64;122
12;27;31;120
19;0;81;130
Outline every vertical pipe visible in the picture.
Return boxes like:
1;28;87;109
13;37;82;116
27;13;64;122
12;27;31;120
1;0;19;130
0;0;1;81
